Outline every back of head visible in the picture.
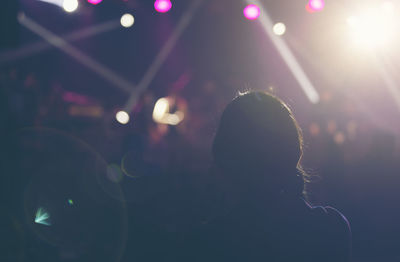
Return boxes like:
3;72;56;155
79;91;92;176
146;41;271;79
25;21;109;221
212;91;304;196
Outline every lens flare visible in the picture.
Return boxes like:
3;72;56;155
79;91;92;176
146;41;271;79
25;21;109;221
243;4;260;20
20;128;128;261
107;164;124;183
34;207;51;226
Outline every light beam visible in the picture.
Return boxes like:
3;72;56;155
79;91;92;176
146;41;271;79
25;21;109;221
244;0;320;104
123;0;204;112
18;14;135;93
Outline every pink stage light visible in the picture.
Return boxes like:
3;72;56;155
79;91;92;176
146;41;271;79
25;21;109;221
154;0;172;13
243;4;260;20
87;0;102;5
307;0;325;13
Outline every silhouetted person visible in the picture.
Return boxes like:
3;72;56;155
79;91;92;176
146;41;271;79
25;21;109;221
183;91;351;262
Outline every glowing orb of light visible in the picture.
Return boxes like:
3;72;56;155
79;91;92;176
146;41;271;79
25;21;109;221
307;0;325;12
116;111;130;124
243;4;260;20
87;0;102;5
347;7;396;49
273;22;286;36
154;0;172;13
63;0;79;13
153;98;169;122
120;13;135;28
152;97;184;125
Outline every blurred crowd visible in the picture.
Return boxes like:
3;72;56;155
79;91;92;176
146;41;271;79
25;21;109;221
1;66;400;262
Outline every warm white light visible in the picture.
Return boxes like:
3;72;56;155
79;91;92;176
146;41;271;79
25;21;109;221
63;0;78;12
382;1;395;14
116;111;130;124
347;6;396;49
152;97;184;125
153;98;170;122
120;13;135;28
273;22;286;36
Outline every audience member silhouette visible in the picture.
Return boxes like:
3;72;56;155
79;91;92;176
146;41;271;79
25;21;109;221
183;91;351;262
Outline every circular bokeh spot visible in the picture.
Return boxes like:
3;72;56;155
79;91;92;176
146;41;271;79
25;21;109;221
107;164;124;183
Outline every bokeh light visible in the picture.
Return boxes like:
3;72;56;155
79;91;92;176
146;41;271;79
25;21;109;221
153;97;169;123
334;131;346;144
120;13;135;28
107;164;124;183
63;0;78;12
307;0;325;12
116;110;130;124
273;22;286;36
327;120;337;134
243;4;260;20
87;0;102;5
309;123;320;136
154;0;172;13
152;97;184;125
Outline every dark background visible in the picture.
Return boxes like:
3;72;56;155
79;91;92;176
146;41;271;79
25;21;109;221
1;0;400;261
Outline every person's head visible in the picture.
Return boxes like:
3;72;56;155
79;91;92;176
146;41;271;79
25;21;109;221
212;91;304;198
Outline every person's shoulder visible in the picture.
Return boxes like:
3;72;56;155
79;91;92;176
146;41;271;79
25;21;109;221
324;206;351;229
306;203;352;261
309;204;351;233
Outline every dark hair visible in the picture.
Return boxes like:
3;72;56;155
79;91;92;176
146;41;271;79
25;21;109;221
212;91;305;197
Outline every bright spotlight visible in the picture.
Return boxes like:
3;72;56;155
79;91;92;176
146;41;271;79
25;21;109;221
63;0;78;13
154;0;172;13
347;7;396;49
307;0;325;13
243;4;260;20
87;0;102;5
382;1;395;14
120;13;134;28
273;22;286;36
116;110;130;124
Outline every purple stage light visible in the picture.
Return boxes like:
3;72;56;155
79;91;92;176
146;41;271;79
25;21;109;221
243;4;260;20
87;0;102;5
154;0;172;13
307;0;325;12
